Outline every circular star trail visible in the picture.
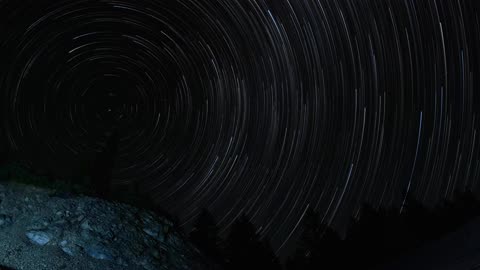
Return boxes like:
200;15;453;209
1;0;480;256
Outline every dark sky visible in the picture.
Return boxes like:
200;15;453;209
0;0;479;258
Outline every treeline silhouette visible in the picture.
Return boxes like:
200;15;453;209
189;190;480;270
189;209;281;270
47;133;480;269
3;138;480;270
285;197;467;270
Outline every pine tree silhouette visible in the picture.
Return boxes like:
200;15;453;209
189;209;224;265
224;215;281;270
437;190;480;233
287;191;480;270
0;139;13;168
90;128;119;200
287;208;343;270
259;237;282;270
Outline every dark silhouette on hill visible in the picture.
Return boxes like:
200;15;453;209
286;208;343;270
223;214;281;270
190;209;223;262
89;129;119;200
0;147;9;166
286;190;480;270
3;158;480;270
189;211;281;270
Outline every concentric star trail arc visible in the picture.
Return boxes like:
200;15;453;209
0;0;479;257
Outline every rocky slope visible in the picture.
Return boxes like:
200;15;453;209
0;182;211;270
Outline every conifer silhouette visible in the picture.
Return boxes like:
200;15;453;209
224;215;281;270
190;209;222;259
288;191;480;270
90;128;119;200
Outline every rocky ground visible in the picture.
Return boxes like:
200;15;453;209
0;182;211;270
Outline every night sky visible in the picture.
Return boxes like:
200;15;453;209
0;0;479;258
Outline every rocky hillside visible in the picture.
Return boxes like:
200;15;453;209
0;181;213;270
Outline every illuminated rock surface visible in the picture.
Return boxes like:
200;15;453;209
0;182;211;270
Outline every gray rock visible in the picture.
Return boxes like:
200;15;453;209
0;214;13;227
80;220;93;231
143;228;158;238
76;215;85;222
116;257;128;266
0;181;212;270
143;226;166;242
140;256;162;270
59;240;82;256
59;240;74;256
26;230;52;246
85;244;114;261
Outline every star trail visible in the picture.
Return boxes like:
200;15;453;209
0;0;479;257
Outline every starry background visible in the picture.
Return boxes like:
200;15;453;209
0;0;479;258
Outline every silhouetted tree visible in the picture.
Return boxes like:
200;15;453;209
0;146;9;166
224;215;281;270
260;237;282;270
287;208;343;269
71;153;94;190
190;208;223;263
402;198;438;244
90;129;119;200
287;191;480;270
0;128;10;166
436;190;480;233
342;205;408;269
